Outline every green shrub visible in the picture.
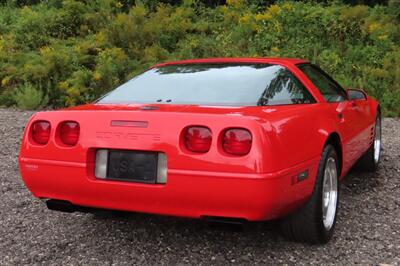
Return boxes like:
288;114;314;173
0;0;399;116
13;83;48;110
0;89;15;107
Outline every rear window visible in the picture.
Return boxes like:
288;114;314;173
97;63;315;106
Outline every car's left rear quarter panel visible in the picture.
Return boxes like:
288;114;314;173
255;103;340;208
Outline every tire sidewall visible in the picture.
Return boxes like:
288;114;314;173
374;112;382;168
315;145;340;243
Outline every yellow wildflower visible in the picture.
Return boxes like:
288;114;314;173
95;32;106;46
368;22;380;33
226;0;244;9
271;47;280;53
39;46;51;55
282;2;293;11
1;76;11;86
253;24;261;33
239;14;252;24
378;35;388;40
255;13;272;21
93;72;102;81
190;39;199;48
268;5;281;16
58;81;69;91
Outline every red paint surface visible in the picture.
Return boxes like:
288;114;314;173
19;58;379;221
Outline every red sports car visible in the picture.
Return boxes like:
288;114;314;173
19;58;381;244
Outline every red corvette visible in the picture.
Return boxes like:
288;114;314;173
19;58;381;244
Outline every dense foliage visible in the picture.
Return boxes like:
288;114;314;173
0;0;399;116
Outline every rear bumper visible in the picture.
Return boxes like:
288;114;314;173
19;157;318;221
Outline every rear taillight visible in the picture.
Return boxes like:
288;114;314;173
31;121;51;145
222;128;252;155
60;121;80;146
184;126;212;153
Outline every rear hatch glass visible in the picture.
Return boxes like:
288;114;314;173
97;63;314;106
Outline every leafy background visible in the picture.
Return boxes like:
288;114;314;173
0;0;399;116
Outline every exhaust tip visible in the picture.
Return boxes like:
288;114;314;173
202;216;247;225
46;199;75;213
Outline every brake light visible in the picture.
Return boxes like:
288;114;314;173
184;126;212;153
222;128;252;155
60;121;80;146
31;121;51;145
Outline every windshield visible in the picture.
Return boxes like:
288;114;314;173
97;63;315;106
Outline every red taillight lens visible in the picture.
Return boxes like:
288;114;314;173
184;126;212;153
223;128;252;155
60;121;80;146
32;121;51;145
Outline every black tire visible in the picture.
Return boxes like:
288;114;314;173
280;144;339;244
356;112;382;172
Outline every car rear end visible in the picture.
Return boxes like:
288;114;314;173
18;105;305;221
19;61;318;221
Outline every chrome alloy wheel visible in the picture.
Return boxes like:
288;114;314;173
374;116;382;164
322;157;338;231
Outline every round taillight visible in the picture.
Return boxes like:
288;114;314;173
32;121;51;145
184;126;212;153
223;128;252;155
60;121;80;146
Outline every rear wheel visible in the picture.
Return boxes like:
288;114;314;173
356;112;382;172
280;144;339;244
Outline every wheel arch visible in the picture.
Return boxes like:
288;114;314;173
325;132;343;178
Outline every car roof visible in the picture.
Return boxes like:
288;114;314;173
153;57;309;68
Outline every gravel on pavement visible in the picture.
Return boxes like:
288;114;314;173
0;108;399;265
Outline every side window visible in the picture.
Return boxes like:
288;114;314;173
298;64;346;103
258;68;315;106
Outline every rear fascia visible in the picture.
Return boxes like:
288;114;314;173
19;107;320;221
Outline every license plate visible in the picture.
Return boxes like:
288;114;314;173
106;150;158;183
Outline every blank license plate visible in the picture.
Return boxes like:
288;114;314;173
106;150;158;183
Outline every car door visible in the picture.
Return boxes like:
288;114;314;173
297;64;366;173
347;90;375;153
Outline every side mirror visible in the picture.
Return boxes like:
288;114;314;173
347;89;367;101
